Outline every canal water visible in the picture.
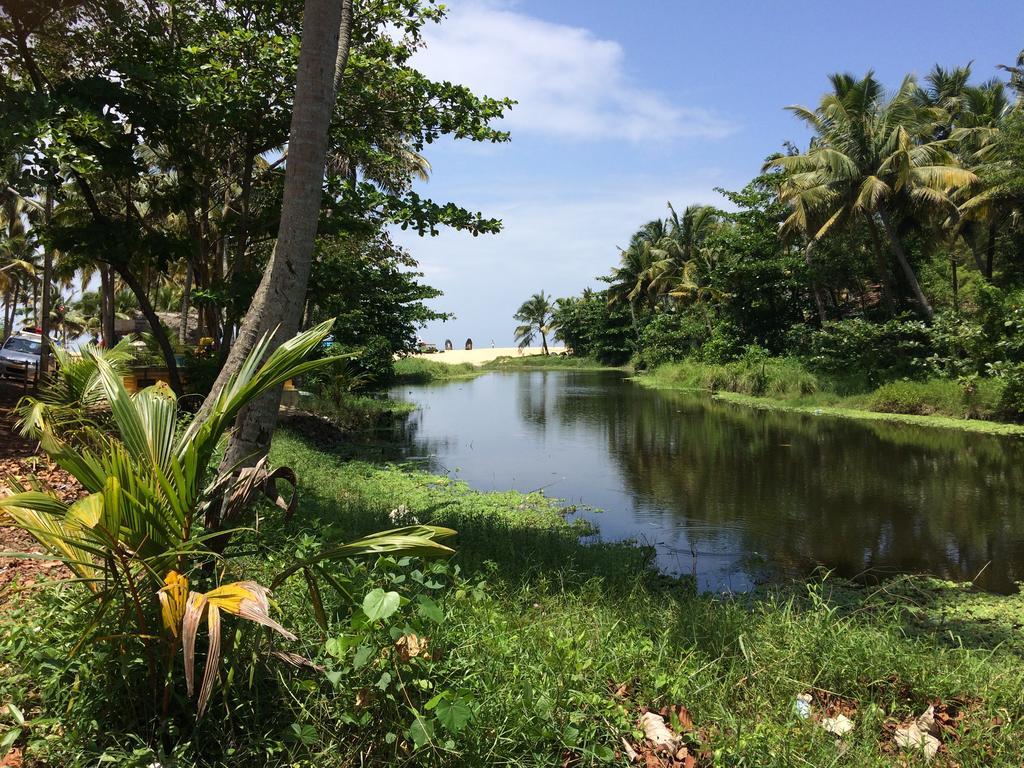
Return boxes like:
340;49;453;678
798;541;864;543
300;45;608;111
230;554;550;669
390;370;1024;592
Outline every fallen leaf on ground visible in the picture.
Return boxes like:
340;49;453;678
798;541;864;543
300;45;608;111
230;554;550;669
820;714;855;736
639;711;680;753
621;737;639;763
894;706;941;761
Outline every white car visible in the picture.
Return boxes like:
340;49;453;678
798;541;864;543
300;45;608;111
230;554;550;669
0;331;44;382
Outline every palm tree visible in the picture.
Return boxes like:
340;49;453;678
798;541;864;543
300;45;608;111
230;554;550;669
953;77;1019;280
648;203;719;300
204;0;353;482
767;72;978;322
514;291;557;354
606;219;667;337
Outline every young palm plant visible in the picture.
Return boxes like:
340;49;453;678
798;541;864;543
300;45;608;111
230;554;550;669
0;321;455;717
15;338;135;439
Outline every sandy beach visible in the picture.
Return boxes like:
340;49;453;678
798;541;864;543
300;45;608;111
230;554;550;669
415;346;566;366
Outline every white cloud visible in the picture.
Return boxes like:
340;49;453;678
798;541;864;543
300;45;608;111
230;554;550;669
414;1;736;142
395;177;732;345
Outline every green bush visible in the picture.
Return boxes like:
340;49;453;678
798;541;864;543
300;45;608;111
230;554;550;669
553;292;635;365
647;351;818;398
392;356;478;383
635;311;705;369
997;365;1024;423
867;378;1004;420
788;317;933;384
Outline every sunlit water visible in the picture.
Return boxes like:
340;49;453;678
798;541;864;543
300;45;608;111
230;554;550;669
389;370;1024;593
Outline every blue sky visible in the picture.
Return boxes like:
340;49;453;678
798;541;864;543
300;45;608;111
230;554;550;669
395;0;1024;347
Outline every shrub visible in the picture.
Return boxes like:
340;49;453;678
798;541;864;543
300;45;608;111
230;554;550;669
693;321;743;364
867;378;1004;420
392;356;478;383
997;364;1024;423
15;339;135;439
648;351;818;398
635;311;705;369
553;292;635;365
788;317;933;384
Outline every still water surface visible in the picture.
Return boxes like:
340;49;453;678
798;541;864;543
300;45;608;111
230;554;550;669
390;370;1024;592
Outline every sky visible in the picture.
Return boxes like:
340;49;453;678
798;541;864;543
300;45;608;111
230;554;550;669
394;0;1024;347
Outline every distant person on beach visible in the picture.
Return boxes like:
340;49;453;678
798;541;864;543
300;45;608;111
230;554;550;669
465;338;473;350
444;339;453;350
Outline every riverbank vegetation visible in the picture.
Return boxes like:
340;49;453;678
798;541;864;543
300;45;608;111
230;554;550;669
392;356;481;383
482;354;609;371
4;420;1024;766
548;62;1024;428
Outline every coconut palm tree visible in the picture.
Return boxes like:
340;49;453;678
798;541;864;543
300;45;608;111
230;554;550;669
953;77;1020;280
767;72;979;321
648;203;720;300
606;219;668;337
514;291;558;354
206;0;353;482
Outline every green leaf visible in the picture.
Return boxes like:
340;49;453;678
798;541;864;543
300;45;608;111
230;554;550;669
434;694;473;733
362;588;400;622
1;729;20;754
352;645;374;669
408;713;434;749
416;594;443;623
288;722;317;746
5;704;24;727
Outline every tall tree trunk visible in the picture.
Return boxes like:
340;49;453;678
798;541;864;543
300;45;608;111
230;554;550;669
950;251;959;313
866;218;897;316
38;188;54;383
116;266;185;395
878;206;934;322
100;265;115;346
10;284;21;335
803;240;829;325
541;328;548;355
202;0;350;507
179;260;193;346
985;221;997;281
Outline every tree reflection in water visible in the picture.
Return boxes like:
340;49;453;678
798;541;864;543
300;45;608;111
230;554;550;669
391;371;1024;592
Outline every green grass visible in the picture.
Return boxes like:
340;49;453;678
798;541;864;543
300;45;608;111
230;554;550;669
392;356;481;383
640;356;820;399
301;392;416;431
4;427;1024;766
481;355;614;371
642;358;1024;435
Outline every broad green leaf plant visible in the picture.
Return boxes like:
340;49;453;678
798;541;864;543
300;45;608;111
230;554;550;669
0;321;454;717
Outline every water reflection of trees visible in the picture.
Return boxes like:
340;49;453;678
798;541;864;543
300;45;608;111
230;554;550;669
545;372;1024;591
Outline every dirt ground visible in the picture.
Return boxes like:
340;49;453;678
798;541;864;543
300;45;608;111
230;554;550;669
0;381;83;607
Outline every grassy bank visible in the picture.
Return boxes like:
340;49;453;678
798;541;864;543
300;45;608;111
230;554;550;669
392;356;481;383
300;392;416;431
4;425;1023;766
641;358;1024;436
482;354;614;371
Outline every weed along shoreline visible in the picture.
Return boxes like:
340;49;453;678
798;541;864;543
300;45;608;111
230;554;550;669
633;359;1024;437
712;391;1024;437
